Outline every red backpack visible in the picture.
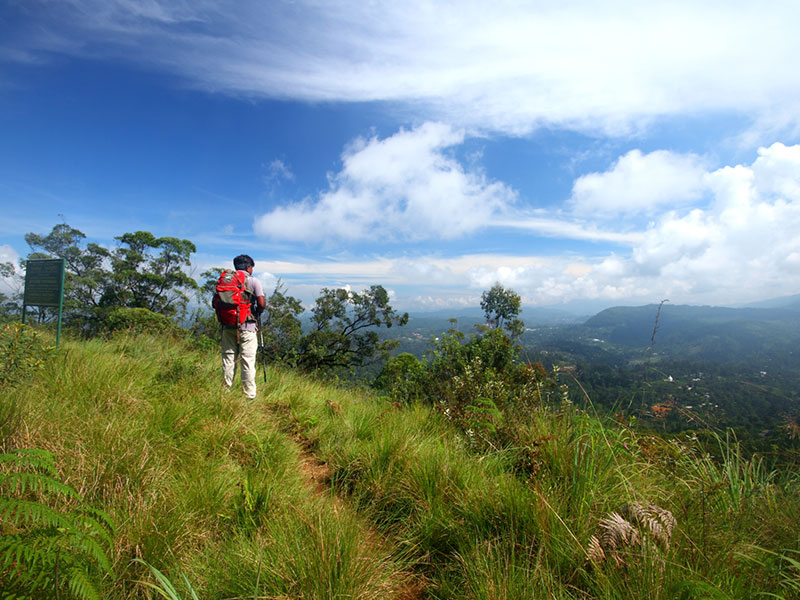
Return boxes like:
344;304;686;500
213;270;253;326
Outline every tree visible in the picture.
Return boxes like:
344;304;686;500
375;352;426;403
480;283;524;336
105;231;198;318
298;285;408;373
194;267;227;340
24;224;110;322
260;280;304;364
24;223;197;328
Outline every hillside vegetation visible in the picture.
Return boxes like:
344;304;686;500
380;302;800;453
2;323;800;599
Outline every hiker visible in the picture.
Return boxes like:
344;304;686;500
212;254;266;399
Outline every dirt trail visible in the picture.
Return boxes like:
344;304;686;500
298;446;333;495
285;413;427;600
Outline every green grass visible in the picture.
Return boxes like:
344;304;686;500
270;359;800;598
2;324;799;598
1;328;409;598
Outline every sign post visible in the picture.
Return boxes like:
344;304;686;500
22;258;66;348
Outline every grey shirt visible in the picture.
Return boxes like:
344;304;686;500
240;275;265;332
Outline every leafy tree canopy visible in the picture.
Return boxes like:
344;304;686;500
261;280;304;364
480;282;524;336
24;223;197;328
300;285;408;372
105;231;197;317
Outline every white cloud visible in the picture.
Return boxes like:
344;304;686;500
250;141;800;308
0;244;19;263
0;245;21;296
253;122;516;242
492;216;644;244
8;1;800;136
265;159;294;182
253;123;649;246
752;142;800;200
469;143;800;306
570;150;708;218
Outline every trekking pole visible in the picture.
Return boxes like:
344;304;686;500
257;313;268;383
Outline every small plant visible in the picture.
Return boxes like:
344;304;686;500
233;471;275;534
462;396;504;450
0;323;54;388
742;548;800;599
0;323;54;444
133;559;200;600
0;448;115;600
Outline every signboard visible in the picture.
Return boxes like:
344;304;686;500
24;259;65;306
22;258;66;347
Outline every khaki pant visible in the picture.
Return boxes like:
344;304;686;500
221;328;258;399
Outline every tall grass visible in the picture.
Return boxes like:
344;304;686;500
271;362;800;599
0;328;409;598
2;325;799;598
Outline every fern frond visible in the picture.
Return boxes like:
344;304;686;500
586;534;605;564
0;472;78;499
0;542;55;591
0;447;115;599
26;561;54;591
598;511;640;551
586;502;677;568
74;508;116;545
80;506;115;531
618;502;675;550
0;498;73;530
67;565;102;600
0;535;35;573
64;529;113;574
0;583;29;600
1;531;62;574
0;449;58;477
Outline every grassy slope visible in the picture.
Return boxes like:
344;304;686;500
2;328;800;599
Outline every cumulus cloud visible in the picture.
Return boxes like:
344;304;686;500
253;142;800;306
570;150;708;218
6;1;800;136
253;122;516;242
467;143;800;306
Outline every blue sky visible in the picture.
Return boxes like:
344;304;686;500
2;1;800;312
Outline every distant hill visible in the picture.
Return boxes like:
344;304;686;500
581;302;800;363
739;293;800;310
386;295;800;367
407;305;585;326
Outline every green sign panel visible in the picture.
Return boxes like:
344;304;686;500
24;259;66;307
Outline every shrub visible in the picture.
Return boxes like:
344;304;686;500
105;307;179;335
0;324;54;446
374;352;427;403
382;326;561;449
0;323;54;388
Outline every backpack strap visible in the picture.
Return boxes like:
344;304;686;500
242;274;257;323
